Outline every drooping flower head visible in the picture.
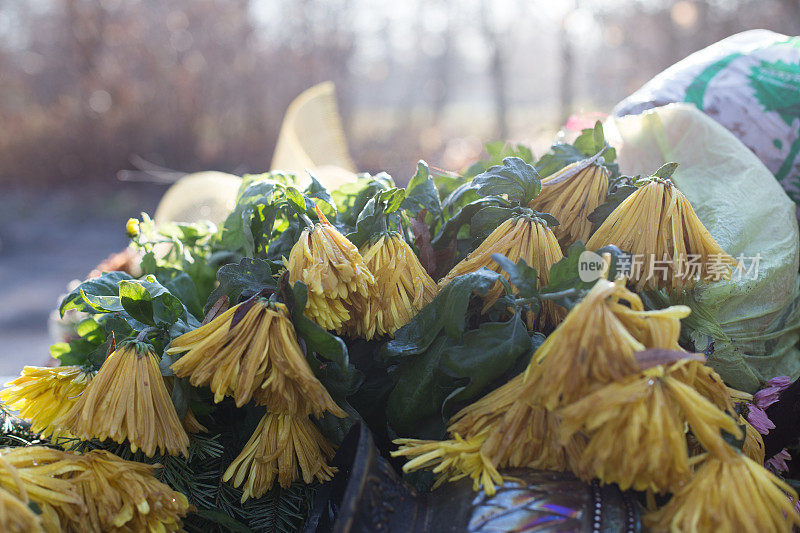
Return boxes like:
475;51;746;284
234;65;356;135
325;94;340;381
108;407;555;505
57;342;189;457
586;176;738;291
285;206;374;333
392;278;691;494
645;452;800;532
522;279;690;410
438;215;565;330
55;449;190;532
223;411;337;501
349;232;437;339
0;366;93;438
168;298;345;418
0;446;86;530
557;356;742;493
528;159;609;247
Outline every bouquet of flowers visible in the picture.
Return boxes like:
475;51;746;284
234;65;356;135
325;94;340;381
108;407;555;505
1;123;798;532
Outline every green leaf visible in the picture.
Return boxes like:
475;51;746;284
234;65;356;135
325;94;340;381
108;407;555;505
332;172;394;229
381;269;503;362
587;180;638;231
441;313;533;413
401;161;442;217
469;207;515;240
653;162;679;180
119;277;197;328
464;142;535;178
491;254;540;301
205;258;282;313
347;188;405;248
119;280;154;325
284;186;307;215
60;271;132;316
304;173;335;208
386;335;456;439
288;282;362;396
431;197;503;249
472;157;541;205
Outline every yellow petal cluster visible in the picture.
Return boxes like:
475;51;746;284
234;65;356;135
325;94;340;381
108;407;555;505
557;360;741;492
741;415;765;464
393;278;688;493
0;366;92;438
645;453;800;532
438;216;565;330
350;233;437;339
57;344;189;457
0;446;189;533
168;300;345;417
0;486;43;533
0;446;85;529
523;279;689;410
222;412;337;502
286;209;374;333
586;178;738;291
529;160;609;247
392;432;504;495
58;449;190;533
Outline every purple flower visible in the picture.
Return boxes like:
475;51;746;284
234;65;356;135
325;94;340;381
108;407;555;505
747;405;775;435
766;448;792;474
768;376;792;390
754;376;792;409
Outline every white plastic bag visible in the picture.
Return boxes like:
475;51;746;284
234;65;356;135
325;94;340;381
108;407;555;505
607;103;800;392
615;30;800;215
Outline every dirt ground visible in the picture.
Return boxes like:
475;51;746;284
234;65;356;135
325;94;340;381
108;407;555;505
0;184;166;382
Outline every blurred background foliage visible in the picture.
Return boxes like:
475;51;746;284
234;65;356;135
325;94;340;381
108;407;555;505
1;0;798;184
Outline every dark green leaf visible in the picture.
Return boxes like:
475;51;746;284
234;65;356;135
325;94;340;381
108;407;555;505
288;282;362;396
205;258;282;313
472;157;541;205
469;207;515;240
386;335;455;439
402;161;442;217
441;313;533;412
587;182;638;231
492;254;539;300
381;269;503;362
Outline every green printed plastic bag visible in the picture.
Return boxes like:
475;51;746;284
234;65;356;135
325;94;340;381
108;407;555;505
615;30;800;213
607;103;800;392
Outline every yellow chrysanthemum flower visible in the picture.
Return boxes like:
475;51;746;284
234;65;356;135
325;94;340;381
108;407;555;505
0;446;86;529
349;232;438;339
55;449;190;533
393;278;689;493
392;432;504;495
57;343;189;457
438;216;565;330
528;160;609;247
446;374;585;473
223;412;337;502
285;207;374;333
0;485;43;533
557;360;741;493
0;366;93;438
741;415;766;464
645;453;800;532
168;299;345;417
586;178;738;291
523;279;689;410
